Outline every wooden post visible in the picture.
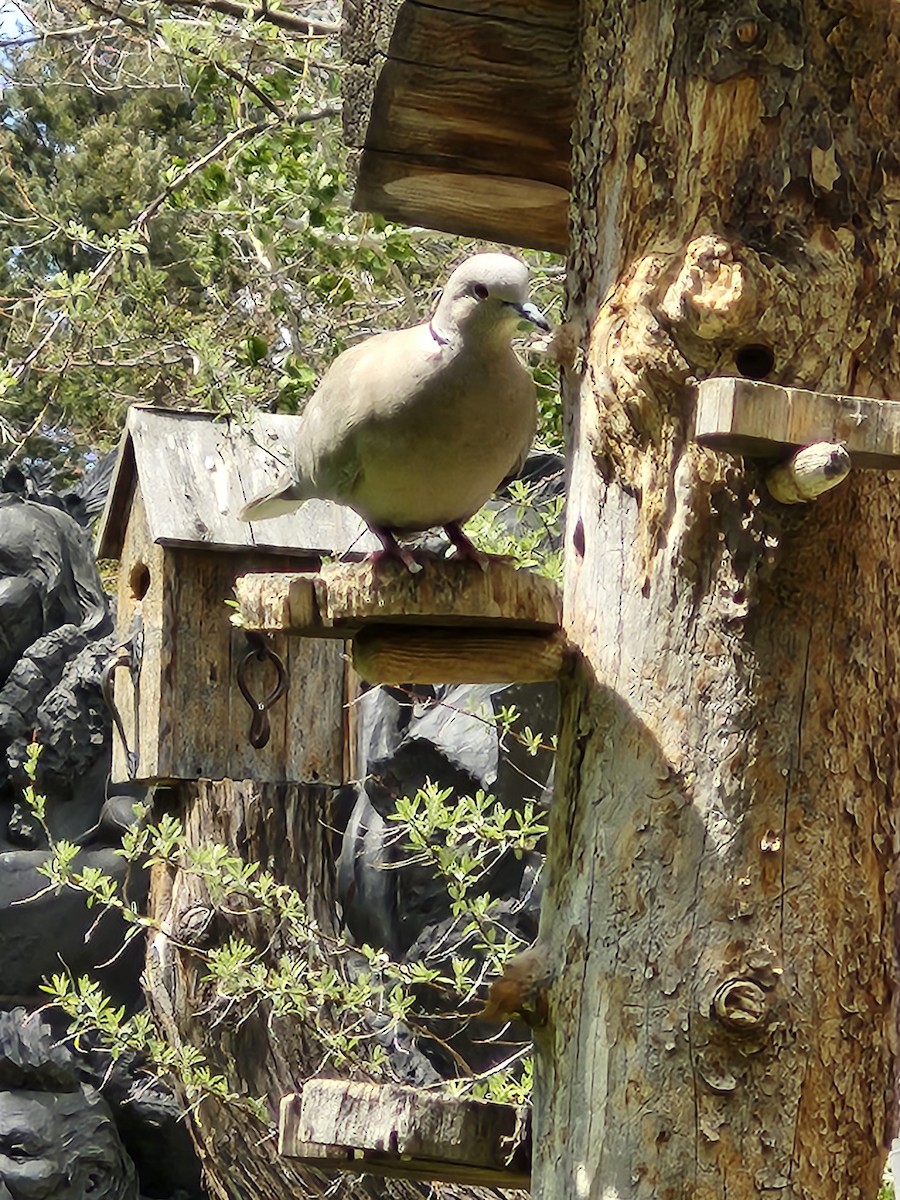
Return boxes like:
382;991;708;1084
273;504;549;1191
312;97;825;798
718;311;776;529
537;4;900;1198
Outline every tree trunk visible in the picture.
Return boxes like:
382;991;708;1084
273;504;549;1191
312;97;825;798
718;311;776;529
536;3;900;1197
146;778;515;1200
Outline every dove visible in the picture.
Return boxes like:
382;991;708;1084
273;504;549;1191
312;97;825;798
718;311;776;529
238;253;550;568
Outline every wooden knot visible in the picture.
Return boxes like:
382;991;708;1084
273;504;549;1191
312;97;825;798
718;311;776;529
713;978;768;1031
732;18;765;48
766;442;851;504
479;943;553;1027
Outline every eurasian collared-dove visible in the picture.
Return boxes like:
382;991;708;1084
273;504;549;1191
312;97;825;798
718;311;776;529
239;252;549;567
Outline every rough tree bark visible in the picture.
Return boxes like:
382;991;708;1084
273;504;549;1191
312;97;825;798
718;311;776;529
535;2;900;1198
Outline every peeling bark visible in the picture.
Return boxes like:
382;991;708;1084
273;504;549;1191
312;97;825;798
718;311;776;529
537;2;900;1197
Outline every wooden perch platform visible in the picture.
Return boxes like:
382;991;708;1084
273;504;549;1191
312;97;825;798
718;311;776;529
234;557;565;685
279;1080;531;1188
693;376;900;468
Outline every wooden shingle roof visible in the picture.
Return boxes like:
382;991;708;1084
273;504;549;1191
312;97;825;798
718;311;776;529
95;406;375;559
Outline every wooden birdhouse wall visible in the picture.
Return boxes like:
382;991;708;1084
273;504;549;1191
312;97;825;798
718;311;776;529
110;483;346;786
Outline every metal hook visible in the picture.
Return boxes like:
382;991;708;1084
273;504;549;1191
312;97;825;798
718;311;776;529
236;633;288;749
101;645;139;779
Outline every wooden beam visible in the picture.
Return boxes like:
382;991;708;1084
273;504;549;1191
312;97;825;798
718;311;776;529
390;4;575;84
279;1080;531;1187
692;376;900;467
341;0;576;251
352;626;568;684
353;152;569;253
234;557;562;637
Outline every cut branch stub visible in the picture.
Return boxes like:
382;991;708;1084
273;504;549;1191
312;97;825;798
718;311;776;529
765;442;851;504
712;978;769;1033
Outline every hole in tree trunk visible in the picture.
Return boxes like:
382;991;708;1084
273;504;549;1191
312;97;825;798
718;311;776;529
734;344;775;380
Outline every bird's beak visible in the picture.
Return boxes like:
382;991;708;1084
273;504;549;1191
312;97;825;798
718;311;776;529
512;301;551;332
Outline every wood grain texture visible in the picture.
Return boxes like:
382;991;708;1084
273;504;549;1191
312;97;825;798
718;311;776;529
279;1081;531;1187
341;0;576;251
351;627;567;684
110;494;345;785
538;2;900;1198
353;153;569;253
694;376;900;467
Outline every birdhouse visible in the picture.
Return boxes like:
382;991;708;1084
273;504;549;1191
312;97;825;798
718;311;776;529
96;405;378;786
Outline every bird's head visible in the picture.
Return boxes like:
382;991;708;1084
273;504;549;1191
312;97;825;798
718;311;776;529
430;253;550;345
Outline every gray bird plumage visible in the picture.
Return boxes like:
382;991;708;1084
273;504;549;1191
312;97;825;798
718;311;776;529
239;252;549;563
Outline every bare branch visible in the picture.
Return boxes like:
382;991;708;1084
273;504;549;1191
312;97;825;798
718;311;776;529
82;0;342;36
170;0;341;36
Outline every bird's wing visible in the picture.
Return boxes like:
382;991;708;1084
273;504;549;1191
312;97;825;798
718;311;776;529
297;325;441;491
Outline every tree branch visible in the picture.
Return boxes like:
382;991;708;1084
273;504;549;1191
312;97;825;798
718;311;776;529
5;105;339;394
82;0;342;36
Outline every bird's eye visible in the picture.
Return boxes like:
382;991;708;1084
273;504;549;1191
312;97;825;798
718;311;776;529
472;283;489;300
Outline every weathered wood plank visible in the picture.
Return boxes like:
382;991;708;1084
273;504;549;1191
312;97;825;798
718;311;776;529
318;558;562;630
232;571;318;630
97;406;379;559
367;62;572;188
352;627;568;684
391;4;575;81
693;376;900;467
353;152;569;253
411;0;575;30
279;1081;531;1187
235;559;561;636
341;0;575;253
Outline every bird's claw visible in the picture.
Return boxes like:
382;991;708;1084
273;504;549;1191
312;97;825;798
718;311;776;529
370;527;423;574
443;522;489;571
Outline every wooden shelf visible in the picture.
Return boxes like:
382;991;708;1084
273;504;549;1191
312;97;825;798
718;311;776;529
279;1080;531;1188
234;557;566;684
692;376;900;467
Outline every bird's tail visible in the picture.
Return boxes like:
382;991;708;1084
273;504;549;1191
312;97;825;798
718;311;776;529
238;475;310;522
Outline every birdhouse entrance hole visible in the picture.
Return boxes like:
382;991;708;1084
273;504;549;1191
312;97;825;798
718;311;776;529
129;562;151;600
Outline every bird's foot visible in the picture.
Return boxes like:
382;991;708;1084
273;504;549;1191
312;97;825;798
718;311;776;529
370;526;423;574
443;522;489;571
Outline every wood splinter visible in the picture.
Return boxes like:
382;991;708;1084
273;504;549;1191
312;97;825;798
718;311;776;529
765;442;851;505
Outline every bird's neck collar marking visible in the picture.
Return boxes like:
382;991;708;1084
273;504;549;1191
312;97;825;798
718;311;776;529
429;320;450;347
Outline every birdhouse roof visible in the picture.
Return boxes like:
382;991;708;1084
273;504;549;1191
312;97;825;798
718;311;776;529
341;0;577;253
95;406;376;559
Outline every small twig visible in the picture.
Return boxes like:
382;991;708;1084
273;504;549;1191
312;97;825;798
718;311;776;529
163;0;341;36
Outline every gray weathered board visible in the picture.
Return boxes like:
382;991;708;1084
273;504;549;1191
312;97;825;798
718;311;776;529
279;1079;531;1187
693;376;900;467
96;405;379;559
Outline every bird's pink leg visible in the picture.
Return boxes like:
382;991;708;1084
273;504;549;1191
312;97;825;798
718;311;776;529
369;525;422;574
443;521;489;569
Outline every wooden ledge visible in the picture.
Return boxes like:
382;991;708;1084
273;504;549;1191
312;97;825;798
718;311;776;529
235;556;562;636
279;1080;531;1187
234;558;565;684
693;376;900;467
